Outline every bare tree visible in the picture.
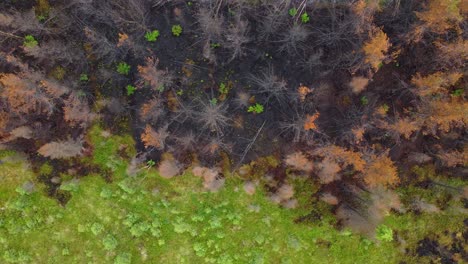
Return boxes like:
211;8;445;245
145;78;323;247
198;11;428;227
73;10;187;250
249;66;289;106
224;12;250;61
195;99;230;135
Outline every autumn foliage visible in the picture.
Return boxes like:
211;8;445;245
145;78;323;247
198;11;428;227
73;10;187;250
137;57;173;91
415;0;463;33
0;73;53;115
141;125;161;149
314;145;366;172
363;153;399;188
284;152;313;172
303;112;320;131
382;118;419;140
363;28;390;71
426;100;468;132
412;72;462;97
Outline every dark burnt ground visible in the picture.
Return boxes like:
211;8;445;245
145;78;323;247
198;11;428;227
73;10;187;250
0;0;429;170
118;2;371;167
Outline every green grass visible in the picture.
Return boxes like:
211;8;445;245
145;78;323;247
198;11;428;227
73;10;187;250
0;151;34;206
0;127;465;263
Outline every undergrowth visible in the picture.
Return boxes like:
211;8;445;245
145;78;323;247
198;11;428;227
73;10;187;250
0;126;465;263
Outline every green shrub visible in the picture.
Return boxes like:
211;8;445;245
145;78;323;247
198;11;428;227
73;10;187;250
38;163;53;176
91;222;104;235
23;35;38;47
126;85;136;96
376;224;393;242
219;83;228;95
145;30;160;42
116;62;131;75
288;8;297;17
301;13;310;23
248;103;264;114
114;253;131;264
79;74;89;82
172;25;183;36
102;235;118;251
360;96;369;105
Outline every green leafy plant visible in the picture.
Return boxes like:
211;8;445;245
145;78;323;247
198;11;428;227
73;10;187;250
376;225;393;242
61;248;70;256
219;83;228;95
126;85;136;96
102;235;118;251
360;96;369;106
37;15;46;22
157;85;165;92
39;163;53;176
451;88;463;97
209;98;218;106
248;103;264;114
193;243;207;257
90;223;104;235
117;62;131;75
23;35;38;47
210;43;221;49
381;103;389;112
301;12;310;23
146;159;156;169
145;30;160;42
289;8;298;17
172;25;183;36
80;74;89;82
114;253;132;264
100;188;112;198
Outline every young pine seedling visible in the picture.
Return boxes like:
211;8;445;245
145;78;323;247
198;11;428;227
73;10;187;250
117;62;131;75
172;25;183;37
145;30;160;42
248;103;264;114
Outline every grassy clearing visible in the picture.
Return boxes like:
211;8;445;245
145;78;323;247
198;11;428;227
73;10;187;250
0;126;465;263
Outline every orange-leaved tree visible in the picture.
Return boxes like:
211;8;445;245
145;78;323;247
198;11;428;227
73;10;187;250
141;124;169;150
363;153;399;188
313;145;366;172
304;112;320;131
363;28;391;71
415;0;463;33
411;71;462;97
0;73;54;115
137;57;173;91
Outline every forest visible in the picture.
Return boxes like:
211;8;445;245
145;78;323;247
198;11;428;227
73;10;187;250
0;0;466;263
